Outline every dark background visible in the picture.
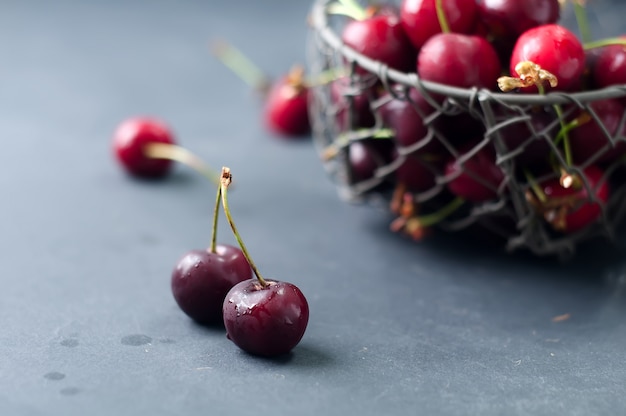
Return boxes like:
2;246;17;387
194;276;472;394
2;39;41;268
2;1;626;415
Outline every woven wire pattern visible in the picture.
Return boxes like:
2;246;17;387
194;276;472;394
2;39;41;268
307;0;626;258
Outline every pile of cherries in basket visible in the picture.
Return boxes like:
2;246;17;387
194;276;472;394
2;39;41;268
320;0;626;239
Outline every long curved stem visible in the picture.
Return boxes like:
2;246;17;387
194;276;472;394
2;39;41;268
573;2;592;44
220;167;267;287
435;0;450;33
143;143;220;185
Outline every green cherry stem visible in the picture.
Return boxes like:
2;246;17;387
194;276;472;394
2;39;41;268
435;0;450;34
524;169;547;203
220;167;268;287
143;142;220;185
210;40;272;94
583;37;626;50
573;1;592;44
417;197;464;227
210;184;222;254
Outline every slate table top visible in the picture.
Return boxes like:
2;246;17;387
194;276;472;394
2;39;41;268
2;1;626;415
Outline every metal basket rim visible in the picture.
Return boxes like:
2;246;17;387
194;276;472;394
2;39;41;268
309;0;626;106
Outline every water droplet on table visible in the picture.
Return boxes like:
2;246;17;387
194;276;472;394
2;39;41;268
121;334;152;346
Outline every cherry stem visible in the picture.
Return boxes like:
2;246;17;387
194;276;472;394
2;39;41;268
210;184;222;253
143;143;220;185
435;0;450;34
573;1;592;44
210;40;271;93
220;167;268;287
552;104;573;167
327;0;367;20
417;197;464;226
524;169;547;204
583;37;626;50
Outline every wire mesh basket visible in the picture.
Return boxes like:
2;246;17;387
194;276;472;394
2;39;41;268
306;0;626;258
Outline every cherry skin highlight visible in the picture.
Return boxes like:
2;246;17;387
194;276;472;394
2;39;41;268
171;244;252;325
223;279;309;357
112;117;175;178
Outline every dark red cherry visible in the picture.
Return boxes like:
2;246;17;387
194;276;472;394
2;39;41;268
509;24;585;93
112;117;175;178
496;108;558;166
569;99;626;165
536;166;610;233
342;7;416;73
223;279;309;357
477;0;560;40
445;143;504;202
330;77;376;131
417;33;501;91
592;38;626;90
171;245;252;325
264;68;310;137
394;151;439;193
379;87;441;153
400;0;478;50
349;140;394;183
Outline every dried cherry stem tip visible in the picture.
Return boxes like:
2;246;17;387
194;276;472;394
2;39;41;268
497;61;558;92
143;142;220;185
220;167;268;287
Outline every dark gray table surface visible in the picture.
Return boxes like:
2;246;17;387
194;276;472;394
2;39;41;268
2;1;626;415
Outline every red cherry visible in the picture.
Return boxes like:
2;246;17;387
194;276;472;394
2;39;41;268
112;117;175;178
509;24;585;92
592;37;626;90
569;99;626;165
477;0;560;40
171;245;252;325
349;140;394;183
417;33;501;91
264;69;310;137
394;151;438;193
400;0;478;50
223;279;309;357
342;8;416;73
536;166;610;233
445;143;504;202
330;77;376;131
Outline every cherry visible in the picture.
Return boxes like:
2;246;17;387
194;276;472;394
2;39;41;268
528;166;610;233
394;153;439;193
477;0;560;40
509;24;585;93
417;33;501;91
339;3;416;73
330;77;376;131
349;139;394;183
400;0;478;50
591;37;626;90
219;168;309;357
211;41;310;138
171;184;252;325
171;246;252;325
112;117;218;182
264;66;310;137
112;117;176;178
495;108;558;166
378;87;440;153
445;142;505;202
569;99;626;165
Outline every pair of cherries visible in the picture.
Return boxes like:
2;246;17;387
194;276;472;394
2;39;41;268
113;118;309;357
